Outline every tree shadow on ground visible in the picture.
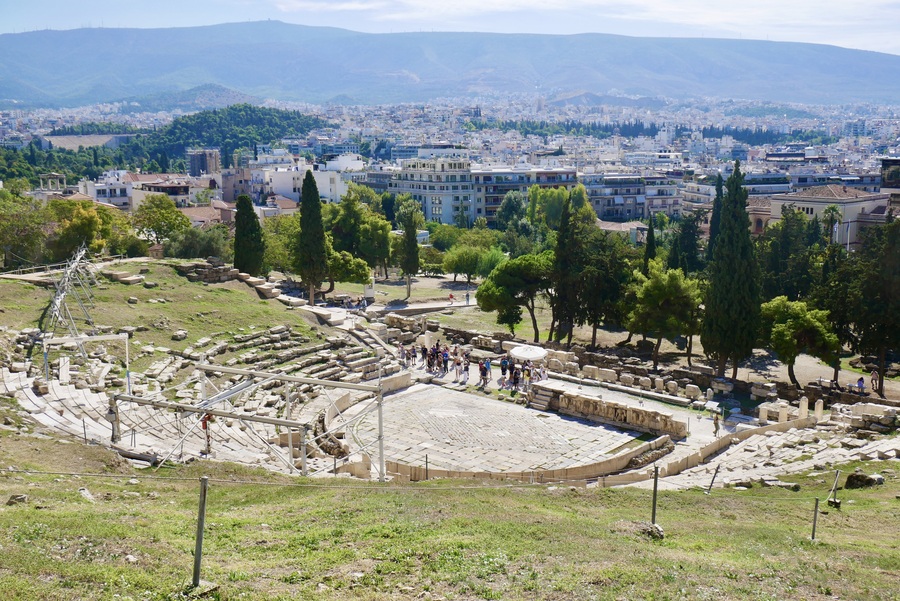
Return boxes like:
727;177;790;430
438;280;475;290
744;349;781;376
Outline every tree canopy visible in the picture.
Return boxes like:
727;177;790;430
132;193;191;244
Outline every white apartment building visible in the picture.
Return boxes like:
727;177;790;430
389;156;474;224
78;170;132;210
581;173;681;221
472;164;576;226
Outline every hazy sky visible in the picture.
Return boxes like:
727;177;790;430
3;0;898;55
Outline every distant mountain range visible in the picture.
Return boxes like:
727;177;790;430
1;20;899;108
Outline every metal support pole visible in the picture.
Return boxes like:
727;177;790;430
44;349;50;383
192;476;209;588
377;373;385;483
651;465;659;525
705;464;720;495
811;497;820;541
830;470;841;502
300;426;308;476
125;337;131;395
425;455;429;481
285;388;295;473
82;418;88;444
333;456;337;476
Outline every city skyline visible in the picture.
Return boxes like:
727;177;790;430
2;0;899;56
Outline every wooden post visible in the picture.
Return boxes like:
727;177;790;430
192;476;209;588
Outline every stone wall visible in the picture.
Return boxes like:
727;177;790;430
386;435;672;484
174;258;240;284
558;392;688;438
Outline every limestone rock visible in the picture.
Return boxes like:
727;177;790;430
845;473;879;489
171;330;188;342
6;494;28;505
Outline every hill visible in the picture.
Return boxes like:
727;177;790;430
117;83;263;113
1;21;899;106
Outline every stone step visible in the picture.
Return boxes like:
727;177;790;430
277;295;307;307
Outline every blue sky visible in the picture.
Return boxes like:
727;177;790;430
2;0;898;55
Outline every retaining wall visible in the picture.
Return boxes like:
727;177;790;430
386;435;671;483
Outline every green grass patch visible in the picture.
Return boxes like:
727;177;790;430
0;432;897;601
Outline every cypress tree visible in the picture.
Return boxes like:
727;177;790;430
707;172;724;259
552;197;577;344
642;217;656;275
234;194;265;276
701;161;761;378
295;171;328;304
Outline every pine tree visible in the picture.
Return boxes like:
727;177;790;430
396;195;422;299
295;171;328;304
707;173;724;260
701;161;761;378
233;194;265;276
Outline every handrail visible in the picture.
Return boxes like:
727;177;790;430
2;254;126;276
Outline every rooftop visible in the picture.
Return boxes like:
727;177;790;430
786;184;883;200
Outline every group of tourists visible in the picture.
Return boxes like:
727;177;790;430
396;343;548;392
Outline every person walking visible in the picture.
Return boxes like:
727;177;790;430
871;369;879;393
713;413;720;437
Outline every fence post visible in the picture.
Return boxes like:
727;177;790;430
192;476;209;588
651;465;659;525
811;497;820;541
705;464;720;495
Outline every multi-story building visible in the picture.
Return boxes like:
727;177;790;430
791;171;880;192
472;164;576;225
769;185;890;249
217;168;251;203
581;173;681;221
187;149;221;177
78;170;132;210
389;156;474;224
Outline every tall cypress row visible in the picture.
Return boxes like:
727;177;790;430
701;161;760;378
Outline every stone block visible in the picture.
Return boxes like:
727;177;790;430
685;384;701;399
666;380;679;395
598;368;617;382
711;379;734;393
638;376;652;389
619;373;635;386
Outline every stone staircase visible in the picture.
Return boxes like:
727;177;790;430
101;270;144;285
